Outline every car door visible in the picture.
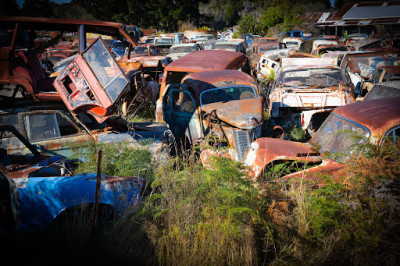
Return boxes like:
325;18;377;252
162;86;197;143
20;111;94;158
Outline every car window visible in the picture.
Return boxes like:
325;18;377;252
56;114;79;136
0;114;22;133
24;114;60;141
172;90;195;113
364;85;400;100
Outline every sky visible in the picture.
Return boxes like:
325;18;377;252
16;0;72;8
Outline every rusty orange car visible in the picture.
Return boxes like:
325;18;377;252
156;49;249;122
161;69;263;161
244;96;400;182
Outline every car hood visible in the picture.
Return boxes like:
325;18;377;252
200;97;263;129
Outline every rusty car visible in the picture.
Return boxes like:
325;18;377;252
0;103;170;162
214;41;246;54
357;65;400;98
156;50;249;122
282;37;303;51
0;16;139;102
0;125;146;232
363;80;400;101
249;41;284;76
244;96;400;182
167;43;203;61
160;69;263;162
268;58;355;135
311;40;339;55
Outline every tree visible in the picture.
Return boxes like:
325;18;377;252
0;0;19;16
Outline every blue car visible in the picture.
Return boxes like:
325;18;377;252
0;125;146;232
110;40;126;57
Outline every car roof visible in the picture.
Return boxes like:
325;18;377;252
164;50;247;73
333;96;400;136
181;70;257;102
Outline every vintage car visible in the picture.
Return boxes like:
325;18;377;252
249;41;284;75
0;103;170;162
0;125;146;232
156;50;249;122
363;80;400;101
269;58;355;135
0;16;139;102
357;65;400;98
311;40;339;55
314;45;347;56
121;44;171;85
282;37;303;51
214;41;246;54
256;49;294;84
348;38;400;53
244;97;400;181
161;70;263;162
167;43;203;61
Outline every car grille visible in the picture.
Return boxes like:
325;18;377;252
233;124;262;161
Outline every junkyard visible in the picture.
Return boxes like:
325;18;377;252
1;0;400;265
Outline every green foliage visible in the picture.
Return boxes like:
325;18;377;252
143;156;265;265
289;125;307;142
71;141;154;181
232;32;241;39
237;14;266;36
261;6;284;31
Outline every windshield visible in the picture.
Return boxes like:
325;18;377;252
311;113;369;163
215;44;236;51
196;35;215;40
200;86;257;105
134;46;149;54
278;68;347;87
171;46;196;53
112;41;125;50
83;39;128;102
155;38;173;45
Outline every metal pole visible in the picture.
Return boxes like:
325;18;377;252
94;150;103;227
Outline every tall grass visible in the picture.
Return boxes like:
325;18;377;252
141;155;266;265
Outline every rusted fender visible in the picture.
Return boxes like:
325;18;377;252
243;138;322;181
200;97;263;129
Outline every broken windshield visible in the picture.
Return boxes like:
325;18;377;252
311;113;369;163
83;38;128;102
278;68;347;87
200;86;257;105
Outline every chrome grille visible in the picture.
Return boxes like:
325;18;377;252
233;124;262;162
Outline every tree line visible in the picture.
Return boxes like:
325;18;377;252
1;0;377;34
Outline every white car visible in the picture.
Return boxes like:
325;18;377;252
168;43;203;61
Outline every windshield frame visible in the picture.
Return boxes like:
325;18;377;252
277;67;348;87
